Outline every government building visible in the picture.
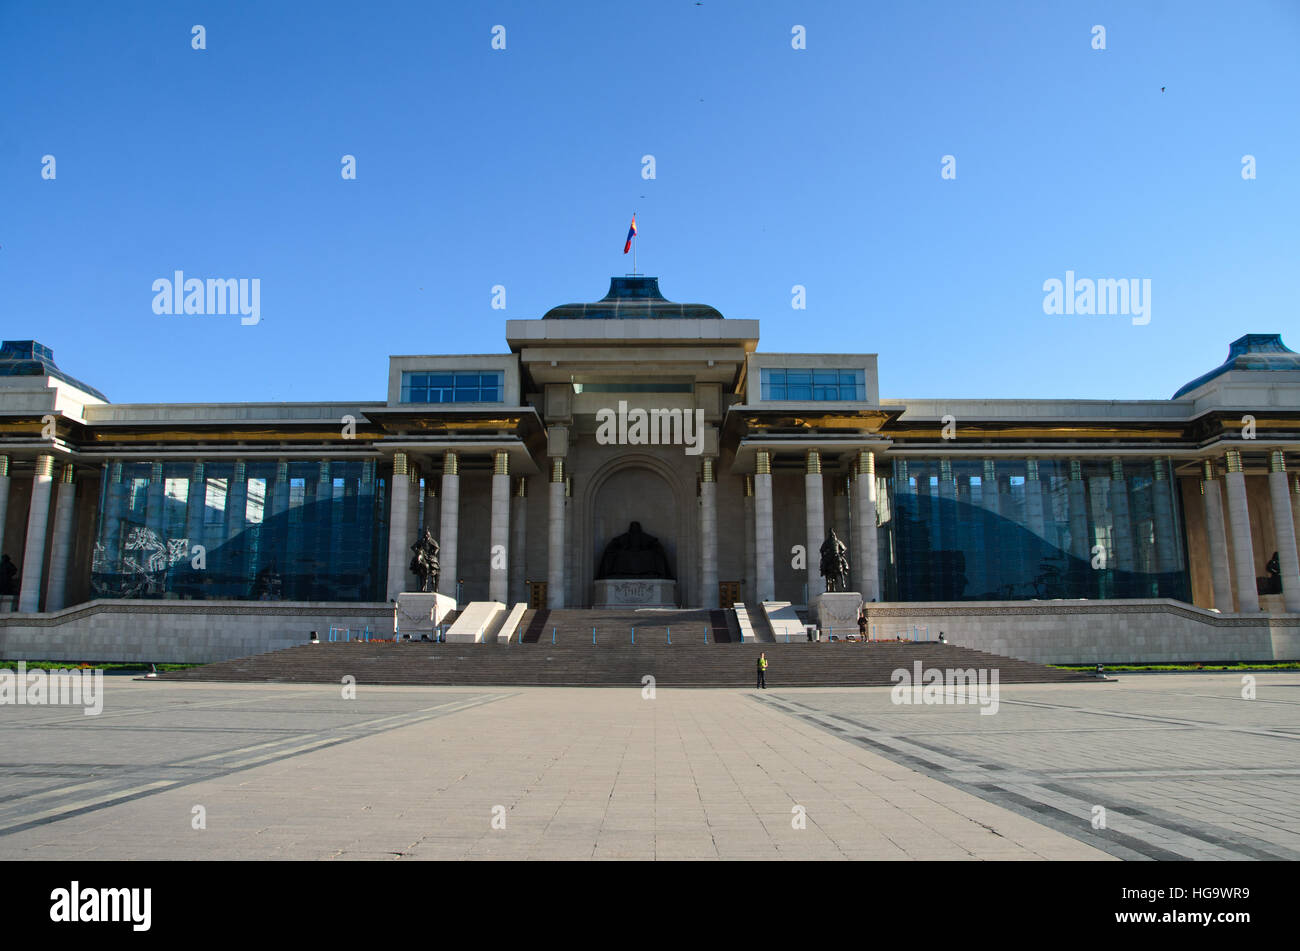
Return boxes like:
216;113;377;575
1;276;1298;664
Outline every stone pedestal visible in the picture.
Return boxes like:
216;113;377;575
592;578;677;609
812;591;864;637
395;592;457;637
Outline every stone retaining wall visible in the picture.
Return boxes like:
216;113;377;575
864;599;1300;664
0;600;393;664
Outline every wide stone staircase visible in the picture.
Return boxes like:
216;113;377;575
159;620;1094;687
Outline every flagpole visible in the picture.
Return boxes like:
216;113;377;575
632;212;637;275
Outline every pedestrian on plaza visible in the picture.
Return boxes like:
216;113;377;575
857;609;867;639
757;652;768;689
938;631;947;644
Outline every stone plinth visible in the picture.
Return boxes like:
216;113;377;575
813;591;863;637
395;592;457;636
592;579;677;609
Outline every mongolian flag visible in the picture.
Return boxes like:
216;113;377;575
623;215;637;254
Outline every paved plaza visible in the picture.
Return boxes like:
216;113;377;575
0;672;1295;860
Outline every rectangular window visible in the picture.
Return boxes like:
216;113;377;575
402;370;504;403
760;368;865;401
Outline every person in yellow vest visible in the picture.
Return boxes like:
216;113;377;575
757;652;768;689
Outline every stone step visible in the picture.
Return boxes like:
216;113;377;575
161;640;1094;687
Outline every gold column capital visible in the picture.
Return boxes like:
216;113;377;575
1269;449;1286;474
550;458;565;483
1225;449;1244;473
744;474;754;497
35;455;57;479
443;450;459;476
856;450;875;477
805;449;821;475
494;450;510;476
755;450;772;475
701;458;716;483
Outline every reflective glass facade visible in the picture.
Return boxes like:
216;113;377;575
760;369;866;401
879;457;1190;602
90;459;389;601
401;371;503;403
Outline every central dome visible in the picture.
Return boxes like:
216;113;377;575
543;277;723;319
1172;334;1300;398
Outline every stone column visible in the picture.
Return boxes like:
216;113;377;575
700;458;718;609
19;454;56;612
102;461;125;571
1067;460;1090;563
743;475;756;605
385;452;411;601
490;450;510;603
1024;458;1046;539
1108;457;1135;573
145;461;164;539
853;450;880;601
1223;450;1259;613
271;459;290;572
315;460;334;599
565;476;575;607
805;449;825;601
185;461;206;549
547;458;566;608
833;475;851;546
226;460;248;586
405;465;420;591
937;458;956;553
1267;450;1300;613
980;459;1001;518
438;451;460;600
1292;473;1300;548
45;464;77;611
754;451;775;603
1200;461;1235;612
1151;458;1179;574
510;477;527;604
424;478;439;540
0;455;11;560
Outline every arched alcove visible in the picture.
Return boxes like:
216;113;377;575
579;453;694;607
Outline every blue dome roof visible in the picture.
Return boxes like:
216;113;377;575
1172;334;1300;399
543;277;723;319
0;340;108;401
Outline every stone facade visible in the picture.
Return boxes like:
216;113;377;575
1;288;1299;664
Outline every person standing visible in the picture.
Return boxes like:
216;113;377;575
757;652;768;689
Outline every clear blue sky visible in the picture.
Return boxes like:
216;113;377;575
4;1;1297;405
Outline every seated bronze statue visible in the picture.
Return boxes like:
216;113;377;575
597;521;673;579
